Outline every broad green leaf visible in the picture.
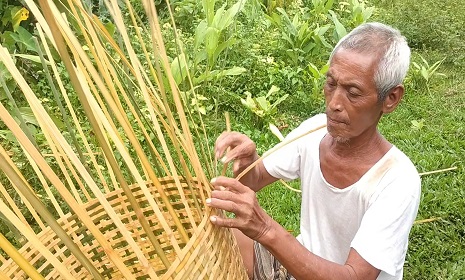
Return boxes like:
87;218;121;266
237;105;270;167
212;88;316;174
362;7;375;21
265;12;282;26
212;4;227;29
220;66;246;76
325;0;335;11
202;0;216;25
13;54;50;65
270;94;289;110
213;37;237;62
104;22;116;37
197;106;206;115
241;92;256;110
266;85;280;98
9;26;37;53
328;10;347;40
256;96;270;111
421;68;429;81
171;53;189;85
194;20;208;49
216;0;245;31
205;27;219;63
307;63;320;78
1;31;17;50
18;107;38;126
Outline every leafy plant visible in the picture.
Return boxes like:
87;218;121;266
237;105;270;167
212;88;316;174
337;0;375;28
170;0;247;115
195;0;246;68
411;54;446;84
306;62;329;98
266;7;333;65
241;85;289;125
261;0;294;15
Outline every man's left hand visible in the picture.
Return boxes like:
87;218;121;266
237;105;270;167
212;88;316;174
207;176;272;242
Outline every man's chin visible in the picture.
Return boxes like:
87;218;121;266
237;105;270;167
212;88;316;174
334;136;350;144
327;131;350;144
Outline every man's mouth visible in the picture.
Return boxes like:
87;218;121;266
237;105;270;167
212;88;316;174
327;116;346;125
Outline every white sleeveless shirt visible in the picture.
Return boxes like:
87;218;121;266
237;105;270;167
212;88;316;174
263;114;421;279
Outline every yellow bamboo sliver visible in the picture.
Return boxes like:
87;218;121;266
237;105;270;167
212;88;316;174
0;233;44;280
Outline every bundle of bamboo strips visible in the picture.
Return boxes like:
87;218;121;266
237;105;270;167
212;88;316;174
0;0;247;278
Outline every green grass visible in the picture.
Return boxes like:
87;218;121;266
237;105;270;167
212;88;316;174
256;0;465;278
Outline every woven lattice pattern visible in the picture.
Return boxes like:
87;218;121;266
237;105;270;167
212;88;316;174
0;177;246;279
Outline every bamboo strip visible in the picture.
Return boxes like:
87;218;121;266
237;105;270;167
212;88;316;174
419;167;457;176
0;200;76;279
0;143;103;279
0;51;132;278
237;124;327;180
36;24;112;193
0;233;44;280
0;181;31;232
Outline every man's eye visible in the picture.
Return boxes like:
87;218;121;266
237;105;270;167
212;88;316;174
326;81;336;87
348;91;361;97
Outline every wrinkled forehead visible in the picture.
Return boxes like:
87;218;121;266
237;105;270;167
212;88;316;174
329;48;382;70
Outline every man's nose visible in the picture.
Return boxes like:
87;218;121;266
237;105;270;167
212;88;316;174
327;87;344;112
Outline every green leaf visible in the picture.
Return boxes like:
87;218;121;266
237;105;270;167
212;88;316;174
9;26;37;53
212;4;227;29
270;94;289;110
202;0;216;25
194;20;209;49
170;53;189;85
205;27;220;63
256;96;270;111
213;37;237;62
13;54;50;65
18;107;38;126
328;10;347;40
216;0;245;31
266;85;280;98
220;66;246;76
241;92;256;110
420;67;429;81
411;119;425;130
104;22;116;37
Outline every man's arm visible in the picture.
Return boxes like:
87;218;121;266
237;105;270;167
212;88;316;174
208;177;381;280
260;219;381;280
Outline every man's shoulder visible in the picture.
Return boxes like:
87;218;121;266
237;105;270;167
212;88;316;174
388;147;419;177
381;146;421;195
286;113;327;140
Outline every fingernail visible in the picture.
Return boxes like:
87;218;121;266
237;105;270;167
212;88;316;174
206;198;211;205
210;177;217;183
219;186;226;191
221;156;227;163
210;216;217;223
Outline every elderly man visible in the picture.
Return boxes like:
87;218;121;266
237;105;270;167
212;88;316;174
207;22;421;280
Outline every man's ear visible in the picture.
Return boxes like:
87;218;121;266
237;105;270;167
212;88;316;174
382;85;405;114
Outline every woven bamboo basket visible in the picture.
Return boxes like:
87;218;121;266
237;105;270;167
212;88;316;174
0;177;246;279
0;0;248;278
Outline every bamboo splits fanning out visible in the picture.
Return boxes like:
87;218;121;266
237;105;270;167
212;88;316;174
0;0;247;278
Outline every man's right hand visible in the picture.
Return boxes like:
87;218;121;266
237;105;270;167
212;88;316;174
214;132;277;192
214;132;259;177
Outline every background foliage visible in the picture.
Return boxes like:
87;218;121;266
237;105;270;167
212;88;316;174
1;0;464;278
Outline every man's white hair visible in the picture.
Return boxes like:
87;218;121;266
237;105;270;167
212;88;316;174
329;22;411;101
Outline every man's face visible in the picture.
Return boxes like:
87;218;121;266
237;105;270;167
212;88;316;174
323;48;384;143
